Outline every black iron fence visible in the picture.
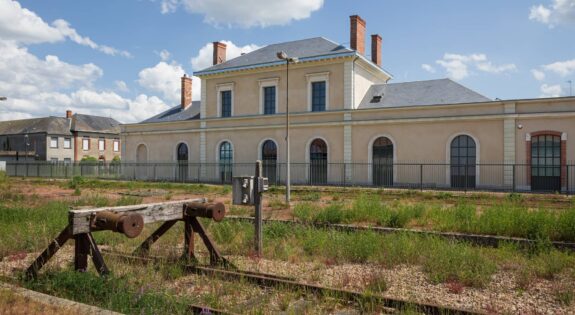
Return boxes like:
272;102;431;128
4;161;575;194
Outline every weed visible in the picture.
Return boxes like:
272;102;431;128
73;187;81;196
299;191;321;201
553;284;574;306
446;281;464;294
365;272;388;293
314;204;345;224
268;198;288;210
115;195;144;206
293;203;314;223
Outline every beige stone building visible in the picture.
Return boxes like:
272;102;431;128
122;15;575;192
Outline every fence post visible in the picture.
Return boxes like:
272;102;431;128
419;164;423;191
254;160;263;257
50;163;53;178
567;165;570;195
26;163;29;177
512;164;516;192
153;163;157;181
464;163;468;193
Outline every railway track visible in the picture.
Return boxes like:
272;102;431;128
225;215;575;251
104;251;485;315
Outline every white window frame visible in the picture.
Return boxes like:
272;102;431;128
98;138;105;151
113;139;120;152
63;137;71;149
82;137;90;151
216;83;234;118
306;72;330;112
50;137;58;148
258;78;279;115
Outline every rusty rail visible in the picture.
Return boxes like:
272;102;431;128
226;216;575;251
104;251;484;315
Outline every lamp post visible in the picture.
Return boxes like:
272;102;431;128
276;51;298;204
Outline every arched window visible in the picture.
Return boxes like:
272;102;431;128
309;139;327;185
219;141;233;183
531;134;561;191
176;143;188;182
372;137;393;186
136;144;147;162
450;135;476;188
261;140;277;184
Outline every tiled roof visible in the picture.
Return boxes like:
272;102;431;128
359;79;491;109
71;114;121;134
0;117;71;135
141;101;201;123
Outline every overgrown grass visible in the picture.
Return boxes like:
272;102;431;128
62;176;228;194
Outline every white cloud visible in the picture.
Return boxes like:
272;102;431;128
160;0;323;28
115;80;129;92
190;40;261;71
529;0;575;27
137;61;185;103
542;59;575;76
531;69;547;81
159;49;171;61
540;83;563;97
0;0;130;57
434;53;516;80
421;64;436;73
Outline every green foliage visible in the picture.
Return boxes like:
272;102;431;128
293;203;314;223
67;176;86;189
313;204;345;224
115;195;143;206
298;191;321;201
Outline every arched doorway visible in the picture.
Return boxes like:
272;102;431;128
372;137;393;186
531;134;561;191
177;143;188;182
136;144;148;180
309;139;327;185
450;135;476;188
261;140;277;184
219;141;233;183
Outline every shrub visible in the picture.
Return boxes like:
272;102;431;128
314;204;345;224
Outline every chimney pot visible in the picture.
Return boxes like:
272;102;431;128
350;15;366;55
66;110;72;119
181;75;192;110
371;34;382;66
212;42;227;65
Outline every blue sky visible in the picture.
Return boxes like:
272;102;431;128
0;0;574;123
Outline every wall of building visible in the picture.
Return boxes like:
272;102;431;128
45;134;74;162
75;133;121;161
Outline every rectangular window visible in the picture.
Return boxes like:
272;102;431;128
63;138;71;149
221;90;232;117
82;137;90;151
311;81;326;112
50;158;58;163
263;86;276;115
50;137;58;148
113;139;120;152
98;138;105;151
64;158;71;165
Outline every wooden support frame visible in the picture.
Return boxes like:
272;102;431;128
27;198;231;278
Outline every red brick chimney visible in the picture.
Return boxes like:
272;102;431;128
350;15;366;55
213;42;226;65
371;34;382;66
181;74;192;110
66;110;72;119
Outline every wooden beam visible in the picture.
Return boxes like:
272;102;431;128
69;198;206;235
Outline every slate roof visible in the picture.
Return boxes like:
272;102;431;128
0;114;120;136
358;79;491;109
195;37;353;75
141;101;201;123
71;114;120;134
0;117;71;135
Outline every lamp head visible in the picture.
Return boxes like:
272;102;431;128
276;51;287;60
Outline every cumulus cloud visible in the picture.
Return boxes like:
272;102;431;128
542;59;575;76
160;0;323;28
434;53;516;80
115;80;129;92
159;49;171;61
190;40;261;71
138;61;185;103
540;83;563;97
421;64;436;73
531;69;546;81
529;0;575;27
0;0;129;56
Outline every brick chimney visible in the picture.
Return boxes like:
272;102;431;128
212;42;226;65
181;74;192;110
371;34;382;66
350;15;366;55
66;110;72;119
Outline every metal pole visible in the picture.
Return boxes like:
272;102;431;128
285;61;291;205
420;164;423;191
254;160;263;256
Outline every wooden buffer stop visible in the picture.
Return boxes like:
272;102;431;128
26;198;230;278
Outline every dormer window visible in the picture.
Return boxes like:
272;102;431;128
370;94;383;103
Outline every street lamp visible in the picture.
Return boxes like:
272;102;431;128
276;51;298;204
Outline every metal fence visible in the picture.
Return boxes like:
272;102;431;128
4;161;575;194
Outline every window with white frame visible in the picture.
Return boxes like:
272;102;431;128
82;137;90;151
258;78;279;115
50;137;58;148
63;137;71;149
306;72;329;112
217;83;234;118
98;138;105;151
113;139;120;152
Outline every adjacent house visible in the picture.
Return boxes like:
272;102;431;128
0;110;121;163
121;15;575;192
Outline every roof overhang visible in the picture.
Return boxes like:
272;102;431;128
194;51;393;79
